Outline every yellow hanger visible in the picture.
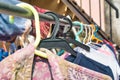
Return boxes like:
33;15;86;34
83;24;88;44
17;3;47;58
90;24;103;43
86;25;91;43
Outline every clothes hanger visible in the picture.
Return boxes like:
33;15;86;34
86;24;91;43
90;24;103;43
37;12;77;57
17;3;48;58
57;17;90;56
86;24;102;47
94;25;103;40
63;17;90;52
63;18;90;52
83;24;88;44
72;21;83;42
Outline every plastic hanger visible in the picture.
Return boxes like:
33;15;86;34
86;25;91;43
57;16;90;56
83;24;88;44
63;19;90;52
90;24;103;43
94;25;103;40
72;21;83;42
17;3;47;58
38;12;78;57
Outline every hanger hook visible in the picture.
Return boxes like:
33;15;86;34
63;17;72;34
45;12;60;39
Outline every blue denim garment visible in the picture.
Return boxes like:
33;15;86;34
66;52;114;80
0;0;30;41
0;48;8;61
9;43;17;54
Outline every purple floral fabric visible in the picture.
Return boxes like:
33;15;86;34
0;44;112;80
46;52;112;80
0;43;34;80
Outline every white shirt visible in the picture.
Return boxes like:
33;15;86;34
74;46;120;80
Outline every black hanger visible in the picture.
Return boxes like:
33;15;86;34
62;17;90;52
38;12;77;57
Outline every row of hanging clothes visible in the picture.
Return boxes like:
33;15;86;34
0;0;120;80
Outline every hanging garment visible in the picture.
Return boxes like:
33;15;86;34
0;43;112;80
32;6;50;39
100;44;117;58
87;43;116;58
66;52;114;80
0;48;9;61
74;46;120;80
0;43;34;80
103;40;117;57
33;48;112;80
0;0;31;41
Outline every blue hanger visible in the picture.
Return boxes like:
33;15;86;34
72;21;83;42
94;25;103;40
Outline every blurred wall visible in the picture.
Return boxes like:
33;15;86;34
74;0;105;30
105;0;120;45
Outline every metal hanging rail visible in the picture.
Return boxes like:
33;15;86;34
61;0;112;42
0;1;111;42
0;1;70;26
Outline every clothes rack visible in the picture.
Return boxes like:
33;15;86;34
0;1;70;26
0;1;111;42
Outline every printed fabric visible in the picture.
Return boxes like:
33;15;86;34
32;6;50;39
74;46;120;80
32;49;112;80
0;43;34;80
66;52;114;80
0;44;112;80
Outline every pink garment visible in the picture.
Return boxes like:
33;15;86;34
0;44;112;80
0;43;34;80
60;51;70;59
32;56;63;80
33;51;112;80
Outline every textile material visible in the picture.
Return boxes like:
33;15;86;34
0;0;31;41
32;6;50;39
66;52;114;80
0;44;112;80
103;40;116;57
0;43;34;80
74;46;120;80
33;49;112;80
46;51;112;80
0;48;9;61
32;56;55;80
